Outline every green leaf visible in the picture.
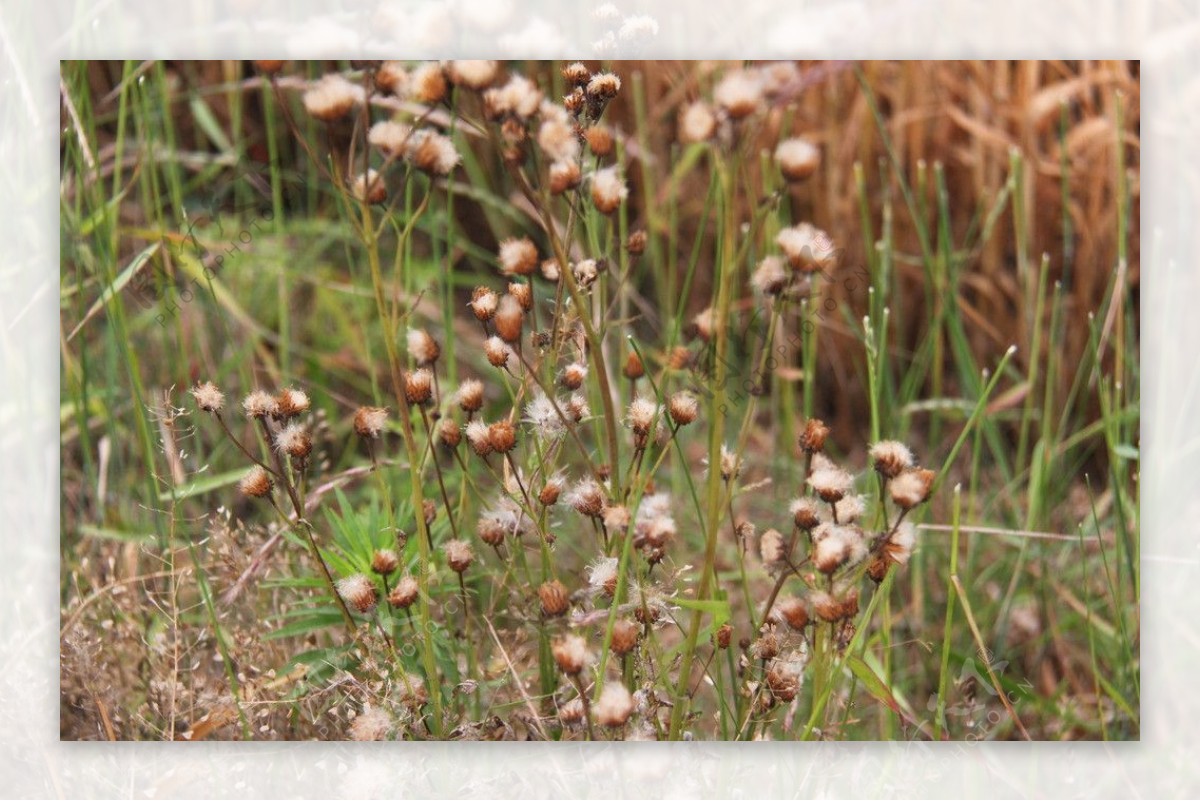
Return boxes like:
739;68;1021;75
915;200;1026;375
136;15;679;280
67;241;160;342
157;466;247;502
845;653;901;715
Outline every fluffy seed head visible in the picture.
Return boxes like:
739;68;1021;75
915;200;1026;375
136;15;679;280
469;286;499;321
484;75;543;119
374;61;408;95
765;658;803;703
538;476;563;505
691;306;714;341
789;497;821;530
275;422;312;460
587;556;619;597
349;706;392;741
403;368;434;406
759;527;787;569
387;575;420;609
303;74;364;121
595;683;633;727
626;397;658;436
679;101;716;143
777;596;809;631
455;379;485;413
410;62;447;104
407;329;440;366
870;440;915;480
586;72;621;100
337;574;378;614
798;418;830;453
889;468;936;510
447;60;499;89
566;478;606;518
442;539;474;573
523;392;566;441
239;465;273;498
573;258;600;289
538;580;570;617
777;223;837;273
368;120;413;158
537;116;580;163
603;504;631;532
465;420;492;456
548;159;582;194
750;632;779;661
585;125;614;157
883;520;918;566
590;167;628;214
667;391;699;426
719;444;742;481
275;387;310;418
561;362;588;390
476;512;506;547
406;129;460;175
813;524;853;574
351;169;386;204
552;634;589;675
807;453;853;503
750;255;789;295
714;69;763;119
498;237;539;277
371;549;400;575
191;381;224;412
566;393;590;422
775;137;821;181
493;294;524;343
243;390;279;419
484;336;514;368
562;62;590;86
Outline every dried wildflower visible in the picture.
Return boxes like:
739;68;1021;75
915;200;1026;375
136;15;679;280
679;101;717;143
622;351;645;380
870;440;915;480
625;397;658;438
523;392;566;441
242;390;279;419
563;87;586;116
587;556;620;597
667;391;698;426
303;74;364;121
714;70;763;119
487;420;517;453
368;120;412;158
275;422;312;460
585;125;614;157
590;166;628;214
750;255;789;296
239;465;273;498
337;574;379;615
798;418;829;453
371;549;400;576
538;475;564;506
562;62;590;87
559;698;585;728
493;294;524;343
561;362;588;390
191;381;224;413
765;655;805;703
715;622;733;649
537;116;580;163
750;632;780;660
538;580;570;617
275;387;310;419
889;468;935;510
626;230;647;255
447;60;499;89
777;596;810;631
410;62;447;104
406;329;440;367
566;393;590;422
759;527;787;569
353;405;388;440
719;444;743;481
484;336;514;369
886;521;917;565
548;160;582;194
808;454;853;503
465;420;492;456
774;137;820;182
603;504;631;533
498;237;539;277
484;74;543;119
403;368;434;406
789;497;821;530
455;379;484;413
469;286;499;322
552;634;589;675
476;513;506;547
351;169;386;204
595;683;633;728
777;223;837;273
374;61;408;95
691;306;715;341
813;524;854;574
573;258;600;289
443;539;474;573
349;706;392;741
810;590;841;623
566;478;606;519
610;618;639;656
406;129;460;176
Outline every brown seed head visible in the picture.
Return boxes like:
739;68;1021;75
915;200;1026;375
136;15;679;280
549;160;582;195
538;580;570;617
239;465;273;498
353;406;389;439
623;351;644;380
442;539;474;573
254;60;286;75
336;574;379;615
889;467;936;510
778;596;810;631
403;368;434;406
667;391;698;426
437;417;461;449
626;230;647;255
388;575;420;609
585;125;614;157
799;418;830;454
469;286;499;322
456;379;485;413
275;387;311;419
561;62;590;87
191;381;225;413
493;294;524;343
715;622;733;649
538;477;563;506
371;549;400;576
487;420;517;453
561;362;587;390
507;282;533;312
552;634;588;675
610;618;639;656
374;61;408;95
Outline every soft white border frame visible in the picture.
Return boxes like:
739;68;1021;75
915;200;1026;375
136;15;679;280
4;0;1188;797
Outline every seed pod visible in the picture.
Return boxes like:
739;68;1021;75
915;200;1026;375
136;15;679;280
336;574;379;615
438;417;461;448
667;391;698;426
404;369;434;406
442;539;474;574
493;294;524;343
388;575;420;609
777;596;809;631
538;580;570;617
552;634;588;675
239;465;273;498
508;282;533;311
798;418;829;454
610;618;639;656
469;286;499;322
487;420;517;453
714;622;733;649
371;549;400;576
623;351;644;380
585;125;614;157
353;406;389;439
